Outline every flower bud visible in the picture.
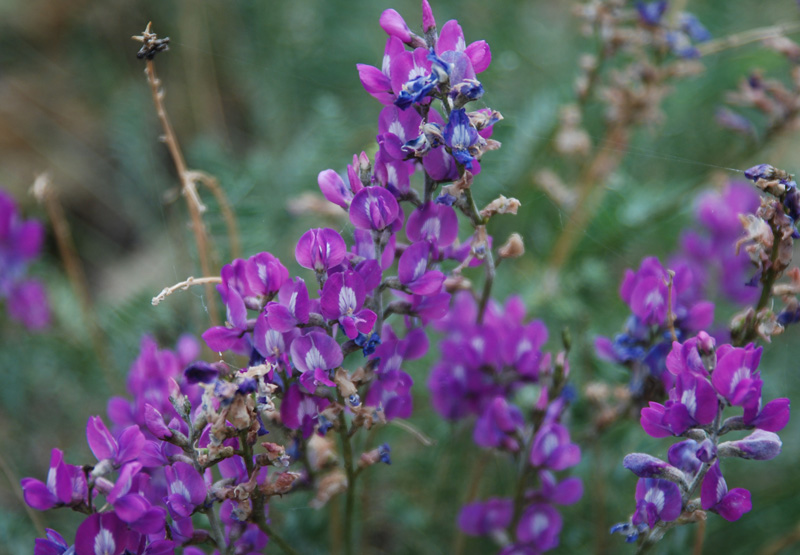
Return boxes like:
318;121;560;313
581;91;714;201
623;453;687;488
499;233;525;259
718;430;782;461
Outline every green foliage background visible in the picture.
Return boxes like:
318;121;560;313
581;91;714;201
1;0;800;553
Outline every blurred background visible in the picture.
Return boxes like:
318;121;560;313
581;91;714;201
2;0;800;553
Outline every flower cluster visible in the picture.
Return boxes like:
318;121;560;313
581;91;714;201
595;256;714;403
675;182;761;306
22;337;204;554
611;332;789;546
0;189;50;330
431;293;582;553
717;36;800;138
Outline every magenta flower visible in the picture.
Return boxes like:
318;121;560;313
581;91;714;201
663;372;718;435
473;396;524;451
202;285;250;354
718;430;783;461
711;345;763;406
0;190;51;330
74;511;129;555
106;462;166;534
516;503;562;551
219;252;288;311
164;461;207;519
266;277;310;332
295;228;347;273
632;478;682;529
34;529;72;555
86;416;144;467
318;169;354;209
349;187;400;232
529;423;581;471
378;105;423;161
280;383;331;438
701;461;752;521
21;448;87;511
458;497;512;536
290;331;343;392
398;241;445;295
442;108;481;169
406;202;459;248
253;312;297;370
320;271;377;339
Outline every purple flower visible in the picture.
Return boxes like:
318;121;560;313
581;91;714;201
34;529;72;555
86;416;144;467
380;9;413;45
632;478;682;529
636;1;668;26
318;169;353;209
320;271;377;339
662;371;718;435
442;108;481;169
266;277;310;332
398;241;445;296
516;503;562;551
290;331;343;392
8;279;51;330
530;423;581;471
667;439;703;474
718;430;783;461
743;392;791;432
473;396;524;451
349;187;400;232
0;190;51;330
623;453;686;485
295;228;347;273
280;384;330;437
711;346;762;406
406;202;459;248
202;286;250;354
701;461;752;521
458;497;512;536
74;512;130;555
164;461;207;518
21;448;87;511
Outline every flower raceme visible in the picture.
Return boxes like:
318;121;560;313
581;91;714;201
613;334;789;545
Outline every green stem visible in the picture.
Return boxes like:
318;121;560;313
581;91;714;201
258;521;303;555
204;505;228;554
338;409;357;555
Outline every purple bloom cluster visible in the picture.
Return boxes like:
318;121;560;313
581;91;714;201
635;1;711;58
22;337;209;554
675;182;761;306
358;0;499;185
596;256;713;400
0;189;50;330
612;333;789;545
431;293;582;553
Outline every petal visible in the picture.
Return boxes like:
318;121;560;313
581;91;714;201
86;416;116;462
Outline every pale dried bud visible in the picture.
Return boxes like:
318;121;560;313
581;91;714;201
310;469;348;509
535;169;576;210
307;434;338;472
584;382;611;404
444;274;472;292
334;368;357;398
498;233;525;259
481;195;521;219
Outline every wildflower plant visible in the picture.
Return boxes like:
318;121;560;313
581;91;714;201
11;1;800;554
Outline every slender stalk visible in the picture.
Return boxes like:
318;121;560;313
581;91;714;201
736;222;782;346
477;250;495;324
259;522;303;555
152;276;222;306
547;124;629;272
32;174;117;389
204;505;228;553
143;57;220;324
698;21;800;57
0;450;45;536
338;409;356;555
192;170;242;259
